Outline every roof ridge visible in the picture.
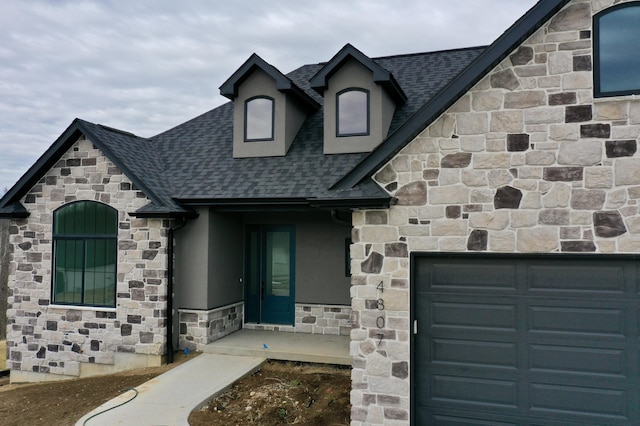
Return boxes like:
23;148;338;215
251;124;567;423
96;124;144;139
303;45;489;70
372;45;488;61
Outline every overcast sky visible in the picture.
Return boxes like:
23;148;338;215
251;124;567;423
0;0;539;192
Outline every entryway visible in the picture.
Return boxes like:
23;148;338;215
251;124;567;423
245;225;295;325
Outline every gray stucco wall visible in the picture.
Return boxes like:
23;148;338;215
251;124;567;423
174;209;249;310
294;215;351;304
174;207;210;310
176;209;351;310
207;212;244;308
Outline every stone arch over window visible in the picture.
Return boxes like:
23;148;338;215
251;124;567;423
337;88;369;137
52;200;117;307
244;96;275;141
594;2;640;97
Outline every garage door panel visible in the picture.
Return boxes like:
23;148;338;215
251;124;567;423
429;261;518;292
432;338;517;369
530;344;626;377
528;305;626;337
431;374;519;409
430;301;517;331
529;383;629;422
427;413;518;426
527;263;628;295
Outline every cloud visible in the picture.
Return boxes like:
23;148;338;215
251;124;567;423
0;0;537;190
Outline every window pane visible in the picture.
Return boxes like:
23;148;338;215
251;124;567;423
84;239;116;306
338;90;368;135
245;97;274;140
54;240;84;304
54;201;117;236
265;231;290;297
598;6;640;94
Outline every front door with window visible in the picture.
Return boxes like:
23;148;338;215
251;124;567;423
245;225;295;325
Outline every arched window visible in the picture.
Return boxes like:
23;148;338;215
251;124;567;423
245;96;274;141
337;88;369;136
594;2;640;97
53;201;117;307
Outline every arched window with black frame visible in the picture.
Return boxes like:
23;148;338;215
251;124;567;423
52;201;117;307
336;88;369;137
244;96;275;141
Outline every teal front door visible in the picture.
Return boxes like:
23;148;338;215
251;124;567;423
245;225;295;325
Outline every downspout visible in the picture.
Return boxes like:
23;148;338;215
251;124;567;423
330;209;351;227
167;217;186;364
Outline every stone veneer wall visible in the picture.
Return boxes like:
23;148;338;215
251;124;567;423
244;303;351;336
178;302;243;350
349;1;640;424
179;303;350;350
6;136;170;380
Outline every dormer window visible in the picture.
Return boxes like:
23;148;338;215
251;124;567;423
309;44;406;154
220;54;319;158
245;96;274;141
337;88;369;137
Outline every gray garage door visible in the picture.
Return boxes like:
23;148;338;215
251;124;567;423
413;254;640;425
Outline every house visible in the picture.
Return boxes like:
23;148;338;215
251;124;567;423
2;0;640;423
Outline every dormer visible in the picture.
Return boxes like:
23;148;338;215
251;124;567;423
220;54;319;158
310;44;406;155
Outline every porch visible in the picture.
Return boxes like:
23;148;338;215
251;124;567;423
200;328;351;366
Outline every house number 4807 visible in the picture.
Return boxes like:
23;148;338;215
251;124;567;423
376;281;385;346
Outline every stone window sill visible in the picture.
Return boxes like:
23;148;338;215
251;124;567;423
593;93;640;103
48;304;117;313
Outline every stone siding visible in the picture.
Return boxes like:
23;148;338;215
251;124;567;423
244;303;352;336
178;302;243;350
6;136;170;379
350;1;640;423
179;302;350;350
0;220;9;340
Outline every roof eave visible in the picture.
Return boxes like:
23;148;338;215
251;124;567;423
129;210;199;219
308;196;395;210
0;119;84;210
177;195;393;211
0;201;30;218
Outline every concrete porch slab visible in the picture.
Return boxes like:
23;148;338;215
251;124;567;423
200;329;352;366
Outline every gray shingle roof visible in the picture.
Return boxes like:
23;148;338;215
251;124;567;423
151;46;485;202
0;45;486;217
76;121;190;215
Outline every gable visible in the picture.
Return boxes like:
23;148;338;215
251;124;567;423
332;0;571;190
0;119;192;218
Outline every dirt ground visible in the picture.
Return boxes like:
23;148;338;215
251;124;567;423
0;351;351;426
189;360;351;426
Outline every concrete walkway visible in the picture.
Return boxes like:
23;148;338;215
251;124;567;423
75;353;265;426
